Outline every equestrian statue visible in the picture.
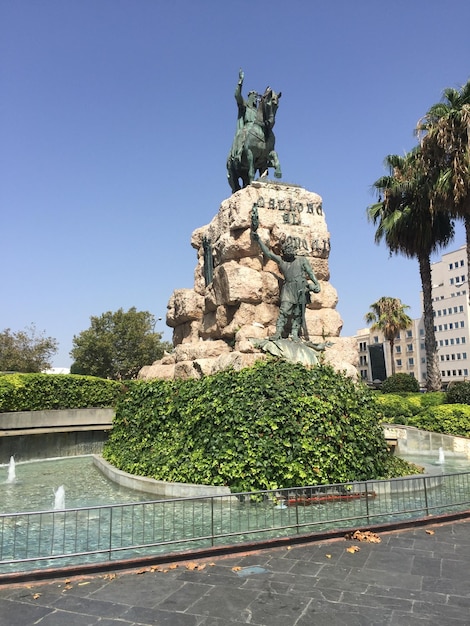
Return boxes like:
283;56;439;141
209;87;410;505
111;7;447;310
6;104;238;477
227;70;282;193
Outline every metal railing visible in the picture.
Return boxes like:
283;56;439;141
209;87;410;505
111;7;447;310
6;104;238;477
1;471;470;574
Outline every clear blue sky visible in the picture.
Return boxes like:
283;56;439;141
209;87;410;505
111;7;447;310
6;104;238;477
2;0;469;367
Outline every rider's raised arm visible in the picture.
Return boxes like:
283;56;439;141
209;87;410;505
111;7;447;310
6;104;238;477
235;69;244;107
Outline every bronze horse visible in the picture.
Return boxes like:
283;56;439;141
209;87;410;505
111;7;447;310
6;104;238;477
227;87;282;193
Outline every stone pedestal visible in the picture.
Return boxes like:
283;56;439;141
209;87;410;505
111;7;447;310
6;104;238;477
138;182;358;380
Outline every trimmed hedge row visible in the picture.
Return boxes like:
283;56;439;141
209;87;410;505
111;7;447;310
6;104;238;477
376;391;470;437
0;373;125;412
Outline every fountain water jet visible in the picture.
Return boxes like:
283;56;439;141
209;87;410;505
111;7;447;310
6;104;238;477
54;485;65;510
6;456;16;483
437;447;445;465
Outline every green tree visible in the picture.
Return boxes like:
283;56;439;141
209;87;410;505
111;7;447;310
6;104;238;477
418;80;470;295
365;297;412;376
70;308;172;380
368;149;454;391
0;325;58;372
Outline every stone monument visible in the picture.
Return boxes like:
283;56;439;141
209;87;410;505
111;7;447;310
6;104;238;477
138;72;357;381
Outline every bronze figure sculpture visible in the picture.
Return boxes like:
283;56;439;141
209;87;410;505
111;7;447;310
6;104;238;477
227;70;282;193
251;207;320;341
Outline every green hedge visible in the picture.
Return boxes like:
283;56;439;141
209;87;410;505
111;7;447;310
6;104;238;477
0;373;125;412
104;360;408;492
376;392;446;425
446;381;470;405
408;404;470;437
381;373;420;393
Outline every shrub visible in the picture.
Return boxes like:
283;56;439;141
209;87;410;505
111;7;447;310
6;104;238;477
0;373;124;412
104;360;408;492
375;394;414;423
446;381;470;405
381;373;420;393
408;404;470;437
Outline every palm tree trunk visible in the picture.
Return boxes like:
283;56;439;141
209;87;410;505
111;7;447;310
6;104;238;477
465;214;470;306
419;254;441;391
389;339;396;376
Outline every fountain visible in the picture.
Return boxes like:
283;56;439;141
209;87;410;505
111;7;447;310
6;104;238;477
6;456;16;483
437;447;445;465
54;485;65;510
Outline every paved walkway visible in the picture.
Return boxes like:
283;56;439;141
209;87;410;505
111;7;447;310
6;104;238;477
1;518;470;625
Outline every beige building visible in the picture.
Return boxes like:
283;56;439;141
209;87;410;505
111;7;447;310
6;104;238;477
356;245;470;386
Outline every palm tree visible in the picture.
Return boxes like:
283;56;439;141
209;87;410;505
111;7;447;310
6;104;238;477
365;297;412;376
368;148;454;391
418;80;470;294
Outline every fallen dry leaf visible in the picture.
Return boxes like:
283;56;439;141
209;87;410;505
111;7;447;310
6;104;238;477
32;593;41;600
136;569;148;575
78;582;90;586
197;563;206;571
325;554;332;559
168;563;179;570
345;530;381;543
425;529;435;535
103;573;116;580
231;566;242;572
346;545;360;553
185;562;199;570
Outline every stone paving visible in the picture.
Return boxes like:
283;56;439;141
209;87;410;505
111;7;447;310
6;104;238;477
0;519;470;625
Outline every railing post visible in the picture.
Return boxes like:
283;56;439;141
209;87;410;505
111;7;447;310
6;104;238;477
364;482;370;524
211;497;214;547
109;507;113;560
423;477;429;516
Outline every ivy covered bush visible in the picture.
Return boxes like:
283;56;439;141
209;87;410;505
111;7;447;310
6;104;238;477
0;373;124;412
381;373;420;393
104;360;409;493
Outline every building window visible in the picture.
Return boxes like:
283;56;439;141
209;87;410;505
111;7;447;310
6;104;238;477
463;353;467;359
408;358;414;366
461;321;465;328
407;344;413;352
396;359;402;367
440;355;445;361
460;305;464;312
451;338;455;345
462;337;466;344
464;369;468;376
374;336;379;343
461;260;465;266
395;346;401;353
449;263;453;269
450;278;454;285
456;337;460;344
406;330;412;338
420;328;424;336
